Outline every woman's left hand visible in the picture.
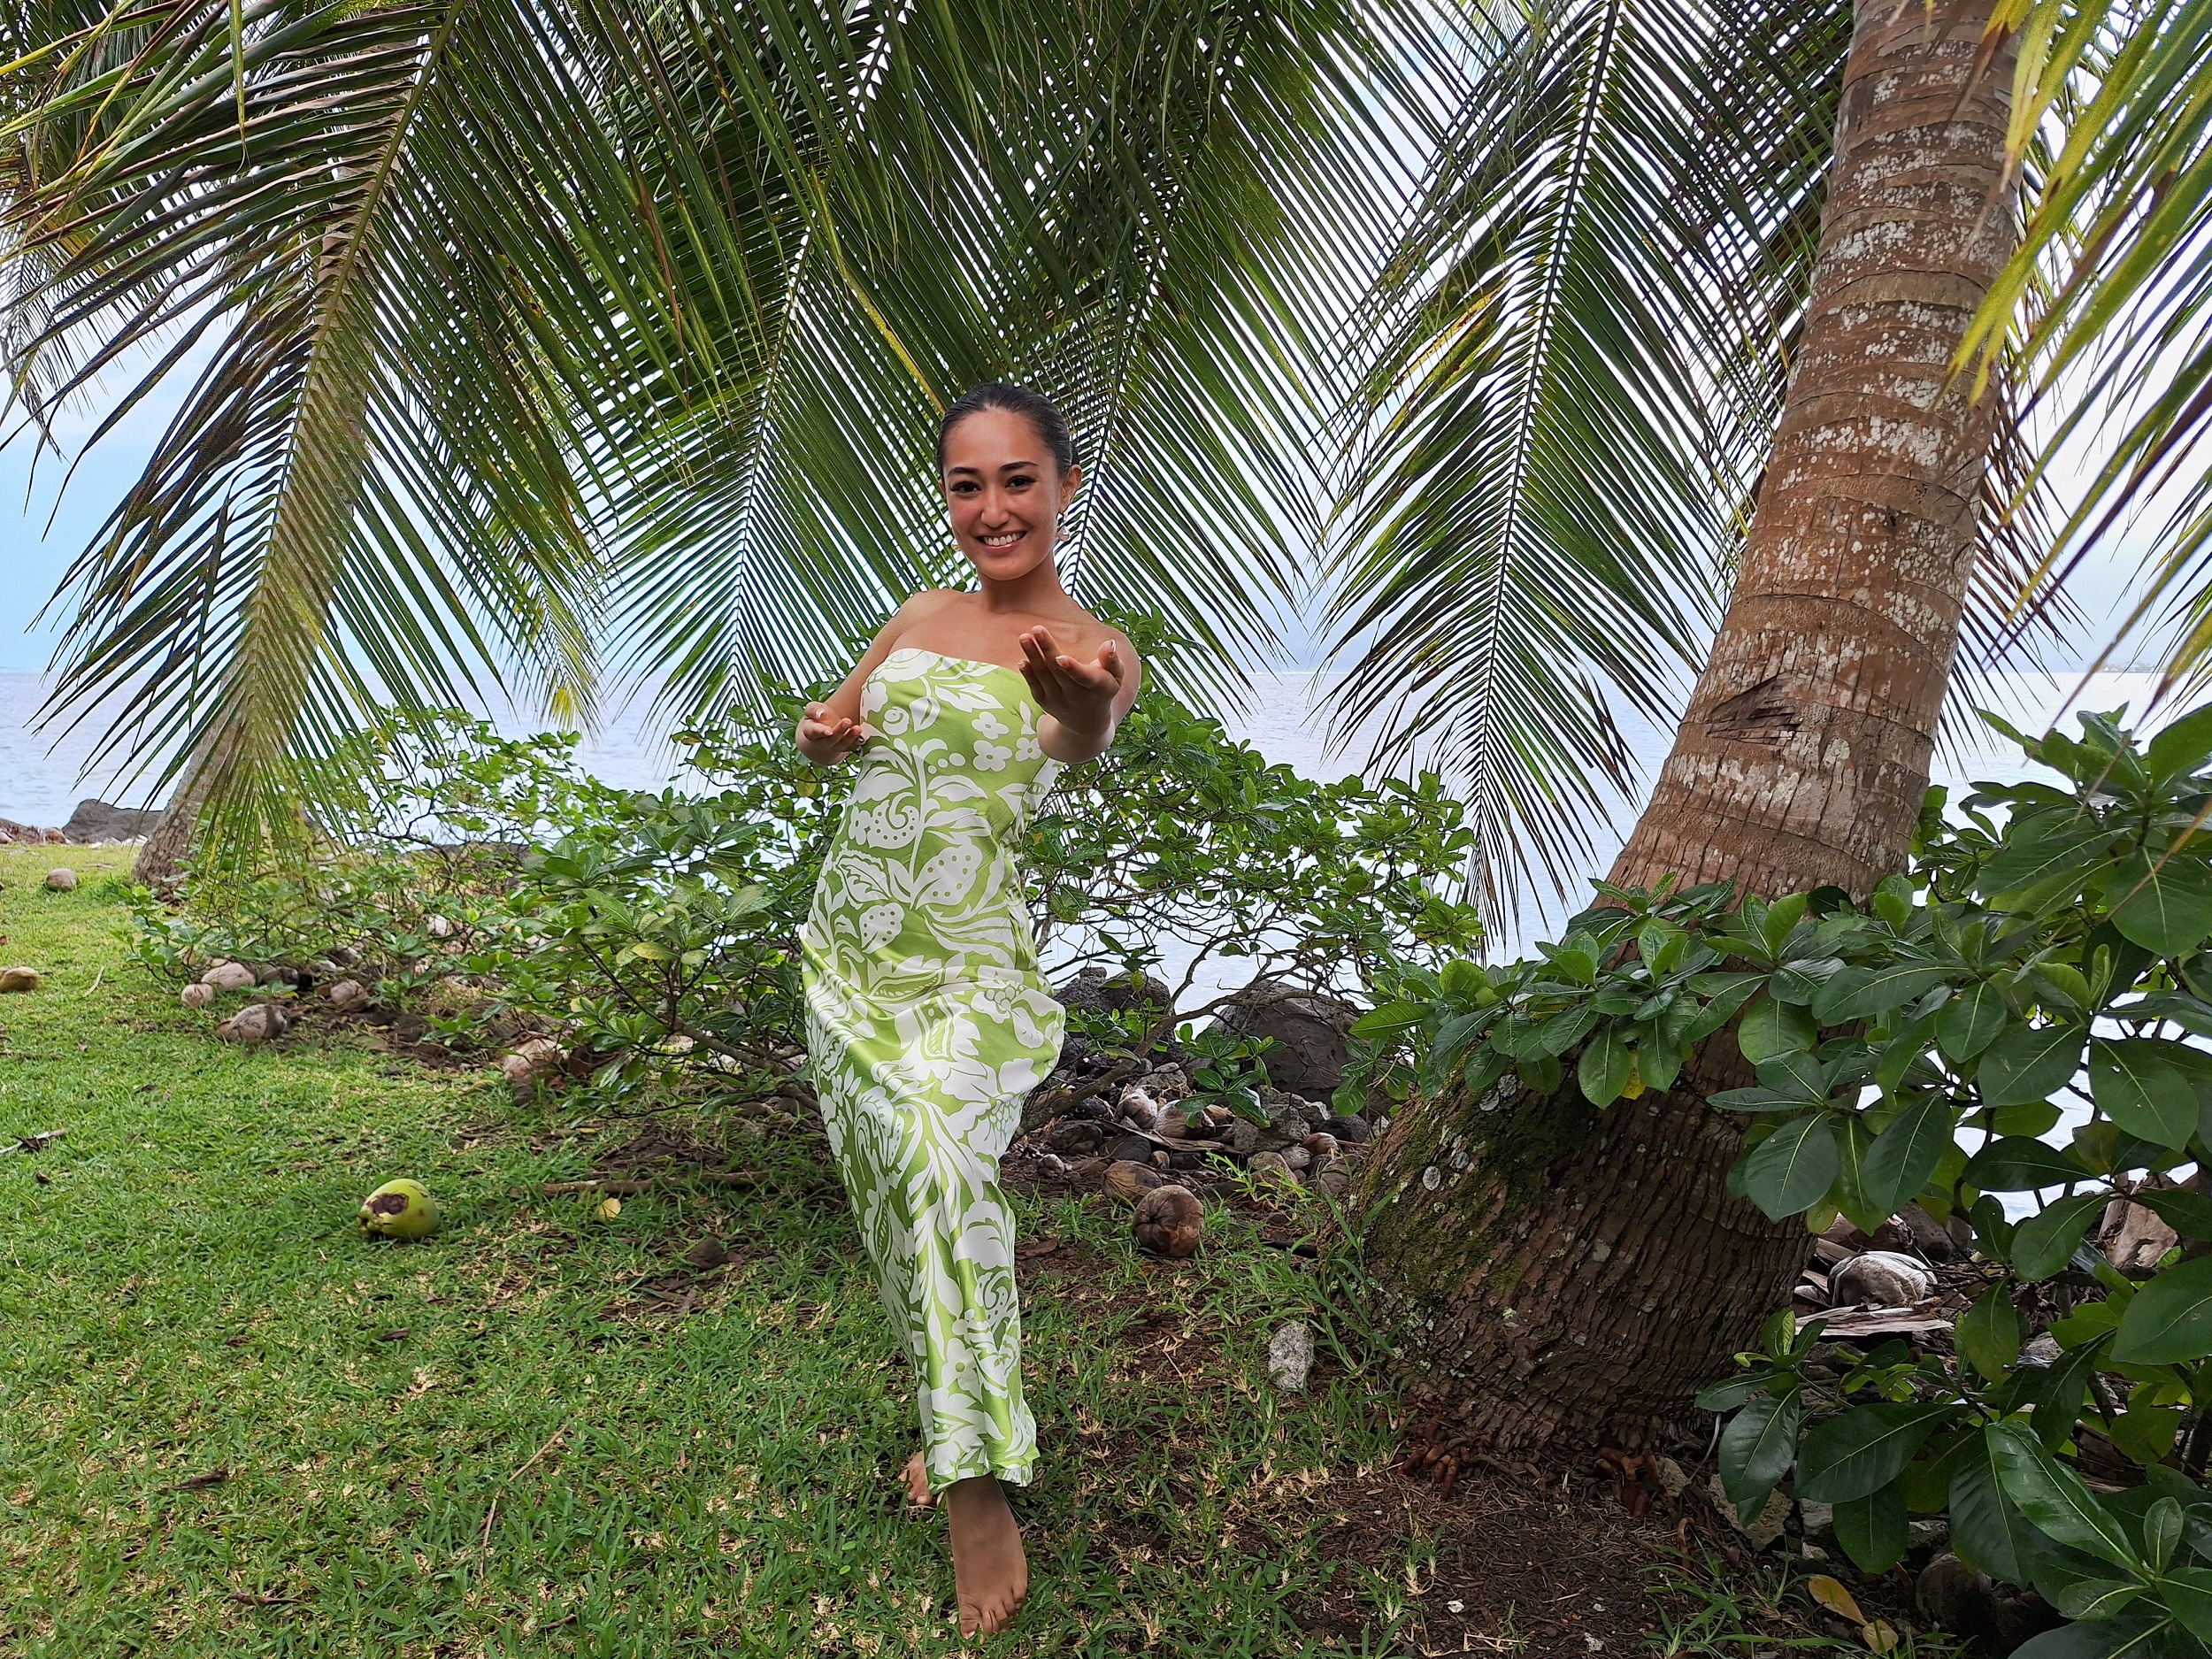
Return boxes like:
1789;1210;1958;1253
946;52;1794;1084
1020;626;1128;755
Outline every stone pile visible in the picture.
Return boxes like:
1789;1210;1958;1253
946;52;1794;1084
0;800;163;844
1020;1060;1377;1201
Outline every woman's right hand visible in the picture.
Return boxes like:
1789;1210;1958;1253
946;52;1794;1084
796;703;872;765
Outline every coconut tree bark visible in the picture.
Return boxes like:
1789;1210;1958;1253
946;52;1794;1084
1363;0;2020;1452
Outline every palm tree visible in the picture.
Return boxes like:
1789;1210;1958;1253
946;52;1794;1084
1340;0;2211;1448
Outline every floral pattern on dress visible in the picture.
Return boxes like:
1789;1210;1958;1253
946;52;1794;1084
801;648;1064;1490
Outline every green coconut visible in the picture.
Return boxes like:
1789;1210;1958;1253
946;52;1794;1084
357;1179;441;1241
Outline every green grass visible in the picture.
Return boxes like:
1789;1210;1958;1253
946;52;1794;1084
0;846;1417;1656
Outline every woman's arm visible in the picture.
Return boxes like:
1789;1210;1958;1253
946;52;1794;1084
1018;626;1141;764
795;595;940;766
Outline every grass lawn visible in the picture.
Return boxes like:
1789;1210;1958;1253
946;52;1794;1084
0;845;1430;1657
0;846;1931;1657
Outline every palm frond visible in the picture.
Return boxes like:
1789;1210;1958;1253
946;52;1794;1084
1323;0;1853;925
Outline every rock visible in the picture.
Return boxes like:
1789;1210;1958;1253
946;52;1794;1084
1048;1118;1105;1155
357;1179;441;1241
2103;1198;2180;1274
1262;1089;1321;1137
1915;1552;1997;1641
1281;1144;1312;1171
41;827;64;844
217;1002;291;1044
1054;964;1171;1018
1133;1185;1204;1257
1654;1457;1690;1498
1104;1161;1167;1203
1105;1133;1158;1164
391;1012;430;1046
0;966;42;994
2022;1332;2062;1366
1798;1501;1834;1540
60;799;161;842
327;945;362;967
325;979;372;1014
200;961;257;992
1248;1149;1300;1188
683;1235;732;1269
1216;980;1358;1094
1267;1319;1316;1391
43;867;77;890
1709;1472;1789;1548
1141;1064;1190;1100
180;982;214;1009
1166;1147;1209;1171
1323;1112;1370;1144
426;915;456;940
1829;1250;1936;1307
1223;1119;1260;1157
1908;1517;1949;1551
0;817;45;844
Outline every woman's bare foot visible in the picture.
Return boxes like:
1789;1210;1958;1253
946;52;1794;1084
945;1475;1027;1636
902;1449;937;1509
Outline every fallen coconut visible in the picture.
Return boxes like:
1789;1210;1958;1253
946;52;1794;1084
199;961;257;993
1103;1161;1167;1203
180;982;214;1009
217;1002;291;1044
0;966;41;994
357;1179;441;1240
1132;1184;1204;1257
44;867;77;890
1829;1249;1936;1307
324;979;371;1014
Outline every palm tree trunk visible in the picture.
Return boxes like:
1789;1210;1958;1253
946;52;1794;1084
1362;0;2020;1453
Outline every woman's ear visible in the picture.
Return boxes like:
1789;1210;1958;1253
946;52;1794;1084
1058;463;1084;517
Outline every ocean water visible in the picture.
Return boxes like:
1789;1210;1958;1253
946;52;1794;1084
0;665;2170;953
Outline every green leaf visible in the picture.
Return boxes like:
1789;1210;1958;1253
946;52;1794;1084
2022;1335;2112;1453
1351;1002;1429;1039
1795;1402;1955;1503
1950;1433;2035;1584
1813;963;1955;1024
1695;1371;1781;1413
1957;1284;2024;1382
2092;1039;2200;1150
2147;705;2212;781
2108;1407;2183;1468
1978;817;2116;909
1966;1136;2092;1191
2143;1496;2183;1576
1862;1093;1956;1217
2011;1192;2109;1281
2052;1578;2144;1620
1718;1390;1805;1507
1937;980;2010;1061
1578;1025;1632;1106
1978;1022;2087;1108
2111;853;2212;957
2160;1564;2212;1644
1739;1115;1840;1222
1987;1420;2140;1571
1834;1481;1909;1573
1738;995;1817;1063
2115;1256;2212;1364
1829;1116;1888;1238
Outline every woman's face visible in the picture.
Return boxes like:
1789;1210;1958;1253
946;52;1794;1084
941;407;1080;584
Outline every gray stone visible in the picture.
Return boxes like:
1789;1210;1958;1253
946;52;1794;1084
61;799;162;842
1105;1133;1157;1164
1216;979;1357;1094
1797;1501;1834;1540
1709;1473;1789;1548
1054;964;1171;1018
1324;1113;1371;1144
1048;1118;1104;1155
1267;1319;1315;1391
1223;1119;1259;1157
1908;1517;1949;1551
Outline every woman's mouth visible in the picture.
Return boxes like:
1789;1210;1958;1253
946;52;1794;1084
979;530;1025;549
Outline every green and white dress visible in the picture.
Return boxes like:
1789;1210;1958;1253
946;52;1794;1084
801;646;1067;1491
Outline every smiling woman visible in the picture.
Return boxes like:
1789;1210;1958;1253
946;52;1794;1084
793;382;1141;1639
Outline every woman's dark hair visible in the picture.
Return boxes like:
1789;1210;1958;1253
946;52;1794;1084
936;381;1079;477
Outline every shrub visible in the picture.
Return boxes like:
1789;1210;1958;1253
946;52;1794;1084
1360;703;2212;1657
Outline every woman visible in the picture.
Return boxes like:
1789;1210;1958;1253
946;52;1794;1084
795;382;1141;1637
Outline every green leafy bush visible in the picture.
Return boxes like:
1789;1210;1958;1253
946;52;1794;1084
1358;704;2212;1656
